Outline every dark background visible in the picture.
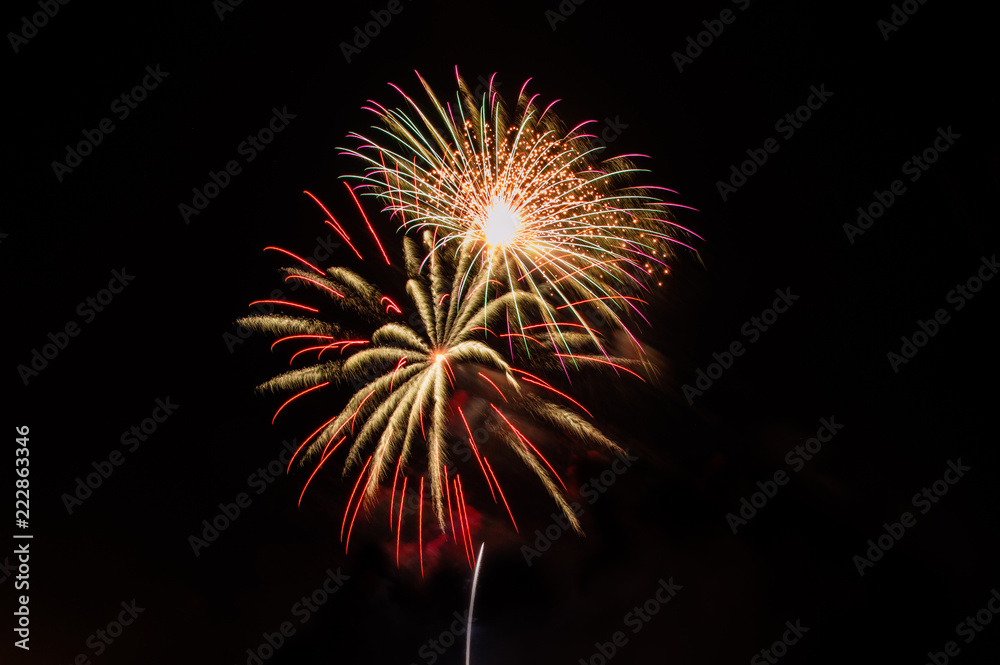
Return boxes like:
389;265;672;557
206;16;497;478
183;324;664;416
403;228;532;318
5;1;998;664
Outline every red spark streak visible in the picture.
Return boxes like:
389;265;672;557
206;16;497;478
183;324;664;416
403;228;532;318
454;477;472;568
439;356;456;388
452;477;470;566
271;382;329;424
288;345;327;364
467;327;548;346
457;408;496;501
284;274;345;298
351;389;377;433
287;340;365;364
467;326;493;336
451;477;469;565
297;435;346;506
322;220;365;260
509;368;594;417
396;476;407;566
438;293;450;306
381;296;402;314
553;354;645;381
418;476;425;577
483;456;517;532
249;300;319;313
345;459;373;552
292;399;364;474
288;413;338;472
303;190;364;260
390;458;402;528
490;404;567;491
521;322;601;336
555;296;648;309
456;476;475;569
477;372;508;402
263;247;325;276
390;357;407;391
344;181;390;265
465;279;503;298
341;456;373;543
500;333;545;344
444;465;455;540
270;334;335;351
317;339;367;359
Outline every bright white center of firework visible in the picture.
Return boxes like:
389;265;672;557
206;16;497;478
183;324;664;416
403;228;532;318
435;354;445;364
482;202;519;246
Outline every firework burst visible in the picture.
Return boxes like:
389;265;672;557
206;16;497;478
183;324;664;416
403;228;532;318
240;230;642;568
342;69;701;353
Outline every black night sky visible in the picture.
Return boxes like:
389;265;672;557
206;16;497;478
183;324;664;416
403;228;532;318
5;1;998;664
